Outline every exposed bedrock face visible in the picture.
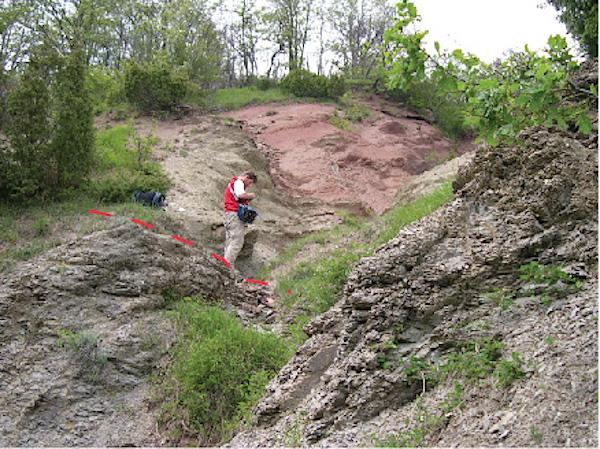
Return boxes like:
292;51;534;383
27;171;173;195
229;127;598;447
0;224;256;447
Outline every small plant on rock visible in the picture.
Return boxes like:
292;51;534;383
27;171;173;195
519;261;583;304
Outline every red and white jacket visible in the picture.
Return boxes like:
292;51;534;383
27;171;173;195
224;177;249;213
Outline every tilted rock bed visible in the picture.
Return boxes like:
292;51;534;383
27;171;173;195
229;127;598;447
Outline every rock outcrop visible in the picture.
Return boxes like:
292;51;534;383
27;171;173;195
230;127;598;447
0;223;254;446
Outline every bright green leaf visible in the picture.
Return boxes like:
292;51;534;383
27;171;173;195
485;133;499;147
515;93;531;106
479;79;499;89
452;49;464;61
578;112;593;135
439;76;458;92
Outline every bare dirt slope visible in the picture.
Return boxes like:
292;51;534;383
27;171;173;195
227;99;474;214
125;97;472;276
126;113;340;277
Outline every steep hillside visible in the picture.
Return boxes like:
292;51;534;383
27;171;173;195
229;127;598;447
0;97;467;446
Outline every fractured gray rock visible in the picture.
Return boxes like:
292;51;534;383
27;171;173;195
0;223;252;447
229;127;598;447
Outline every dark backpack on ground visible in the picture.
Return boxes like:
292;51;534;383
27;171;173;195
133;190;165;208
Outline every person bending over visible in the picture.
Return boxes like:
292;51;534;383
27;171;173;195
222;170;257;273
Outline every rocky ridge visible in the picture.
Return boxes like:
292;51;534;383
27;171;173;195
229;127;598;447
0;223;257;446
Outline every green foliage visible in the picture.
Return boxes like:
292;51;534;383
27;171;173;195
494;352;526;387
383;1;595;147
438;339;504;384
52;43;95;189
2;42;95;202
328;74;347;99
328;111;355;131
254;77;277;91
378;339;525;446
399;355;434;385
3;44;56;201
124;62;189;112
163;300;293;445
387;79;472;141
280;69;346;99
87;67;129;115
277;245;367;315
519;261;577;286
212;86;291;111
376;179;454;245
483;287;516;310
518;261;583;304
546;0;598;58
337;92;372;122
89;124;171;203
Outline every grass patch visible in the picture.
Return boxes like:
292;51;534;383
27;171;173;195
268;180;455;345
375;179;454;245
277;245;369;315
158;299;294;445
212;86;294;111
0;122;175;274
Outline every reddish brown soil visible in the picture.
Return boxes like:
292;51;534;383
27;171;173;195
228;98;475;214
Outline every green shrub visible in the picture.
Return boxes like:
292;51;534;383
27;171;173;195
439;339;504;384
212;86;290;111
124;62;188;112
164;300;293;445
328;74;347;99
494;352;525;387
88;168;171;203
338;92;371;122
387;79;471;141
280;69;339;99
89;124;171;203
254;76;276;91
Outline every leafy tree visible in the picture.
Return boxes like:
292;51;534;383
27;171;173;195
226;0;264;83
326;0;395;78
51;43;95;189
383;0;595;147
265;0;312;72
2;40;95;201
546;0;598;58
159;0;223;86
3;44;57;200
0;0;36;71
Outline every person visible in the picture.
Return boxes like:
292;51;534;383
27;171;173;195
223;170;258;273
